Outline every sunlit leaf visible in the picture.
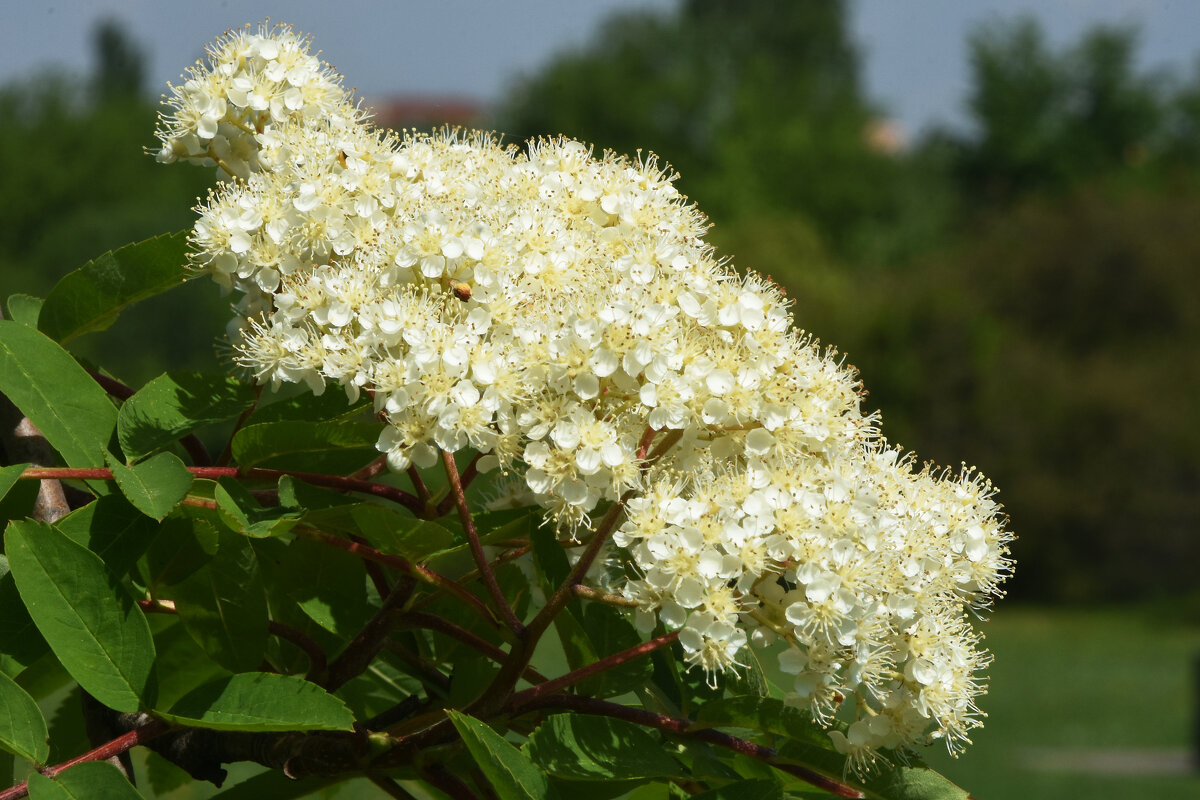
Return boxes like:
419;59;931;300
5;294;43;327
231;419;379;474
55;493;161;577
169;527;269;673
524;713;686;781
37;231;190;344
0;669;48;764
118;370;255;459
214;475;301;538
106;451;193;521
29;758;144;798
0;320;117;473
4;520;156;712
447;710;559;800
159;672;354;731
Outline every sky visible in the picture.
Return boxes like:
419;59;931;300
3;0;1200;140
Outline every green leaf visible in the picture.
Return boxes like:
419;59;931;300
277;536;369;636
352;504;453;561
56;494;161;577
214;476;301;538
448;655;500;709
576;604;653;698
0;463;38;529
0;320;118;471
5;294;43;327
141;515;218;591
231;420;380;474
694;696;830;747
546;779;643;800
0;463;29;503
106;451;193;521
0;669;48;764
773;735;970;800
853;765;970;800
118;371;255;459
0;557;50;676
4;520;156;712
690;780;782;800
525;713;687;781
205;769;342;799
246;389;367;425
725;645;770;698
531;526;573;599
169;527;269;673
275;476;363;535
447;710;559;800
28;759;143;799
159;672;354;731
37;230;189;344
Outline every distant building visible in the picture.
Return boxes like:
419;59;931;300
863;118;906;155
367;95;487;132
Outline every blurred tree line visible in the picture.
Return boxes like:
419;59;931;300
1;7;1196;604
0;20;226;382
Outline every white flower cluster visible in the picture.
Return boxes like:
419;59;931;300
157;24;1013;766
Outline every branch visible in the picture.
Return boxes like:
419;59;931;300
435;451;482;516
442;450;524;636
20;465;424;516
0;719;170;800
421;763;482;800
571;584;639;607
511;695;863;799
295;527;499;629
397;611;548;684
324;576;414;691
467;492;634;716
506;631;678;705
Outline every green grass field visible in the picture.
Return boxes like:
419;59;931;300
920;605;1200;799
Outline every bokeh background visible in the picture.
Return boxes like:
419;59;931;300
1;1;1198;797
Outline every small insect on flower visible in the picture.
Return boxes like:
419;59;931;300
451;282;473;301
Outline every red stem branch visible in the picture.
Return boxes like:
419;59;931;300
442;450;523;637
507;630;678;705
435;452;482;516
397;611;548;684
20;465;424;516
296;528;499;629
0;719;170;800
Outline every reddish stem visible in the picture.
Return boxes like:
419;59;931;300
297;528;499;629
507;630;678;705
351;455;389;481
571;584;639;607
406;465;432;509
0;719;170;800
636;425;657;460
20;465;424;516
435;451;482;516
442;450;523;637
397;611;548;684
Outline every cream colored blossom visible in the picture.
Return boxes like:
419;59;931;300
157;24;1013;769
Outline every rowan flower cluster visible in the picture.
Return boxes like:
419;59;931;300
156;23;1013;767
